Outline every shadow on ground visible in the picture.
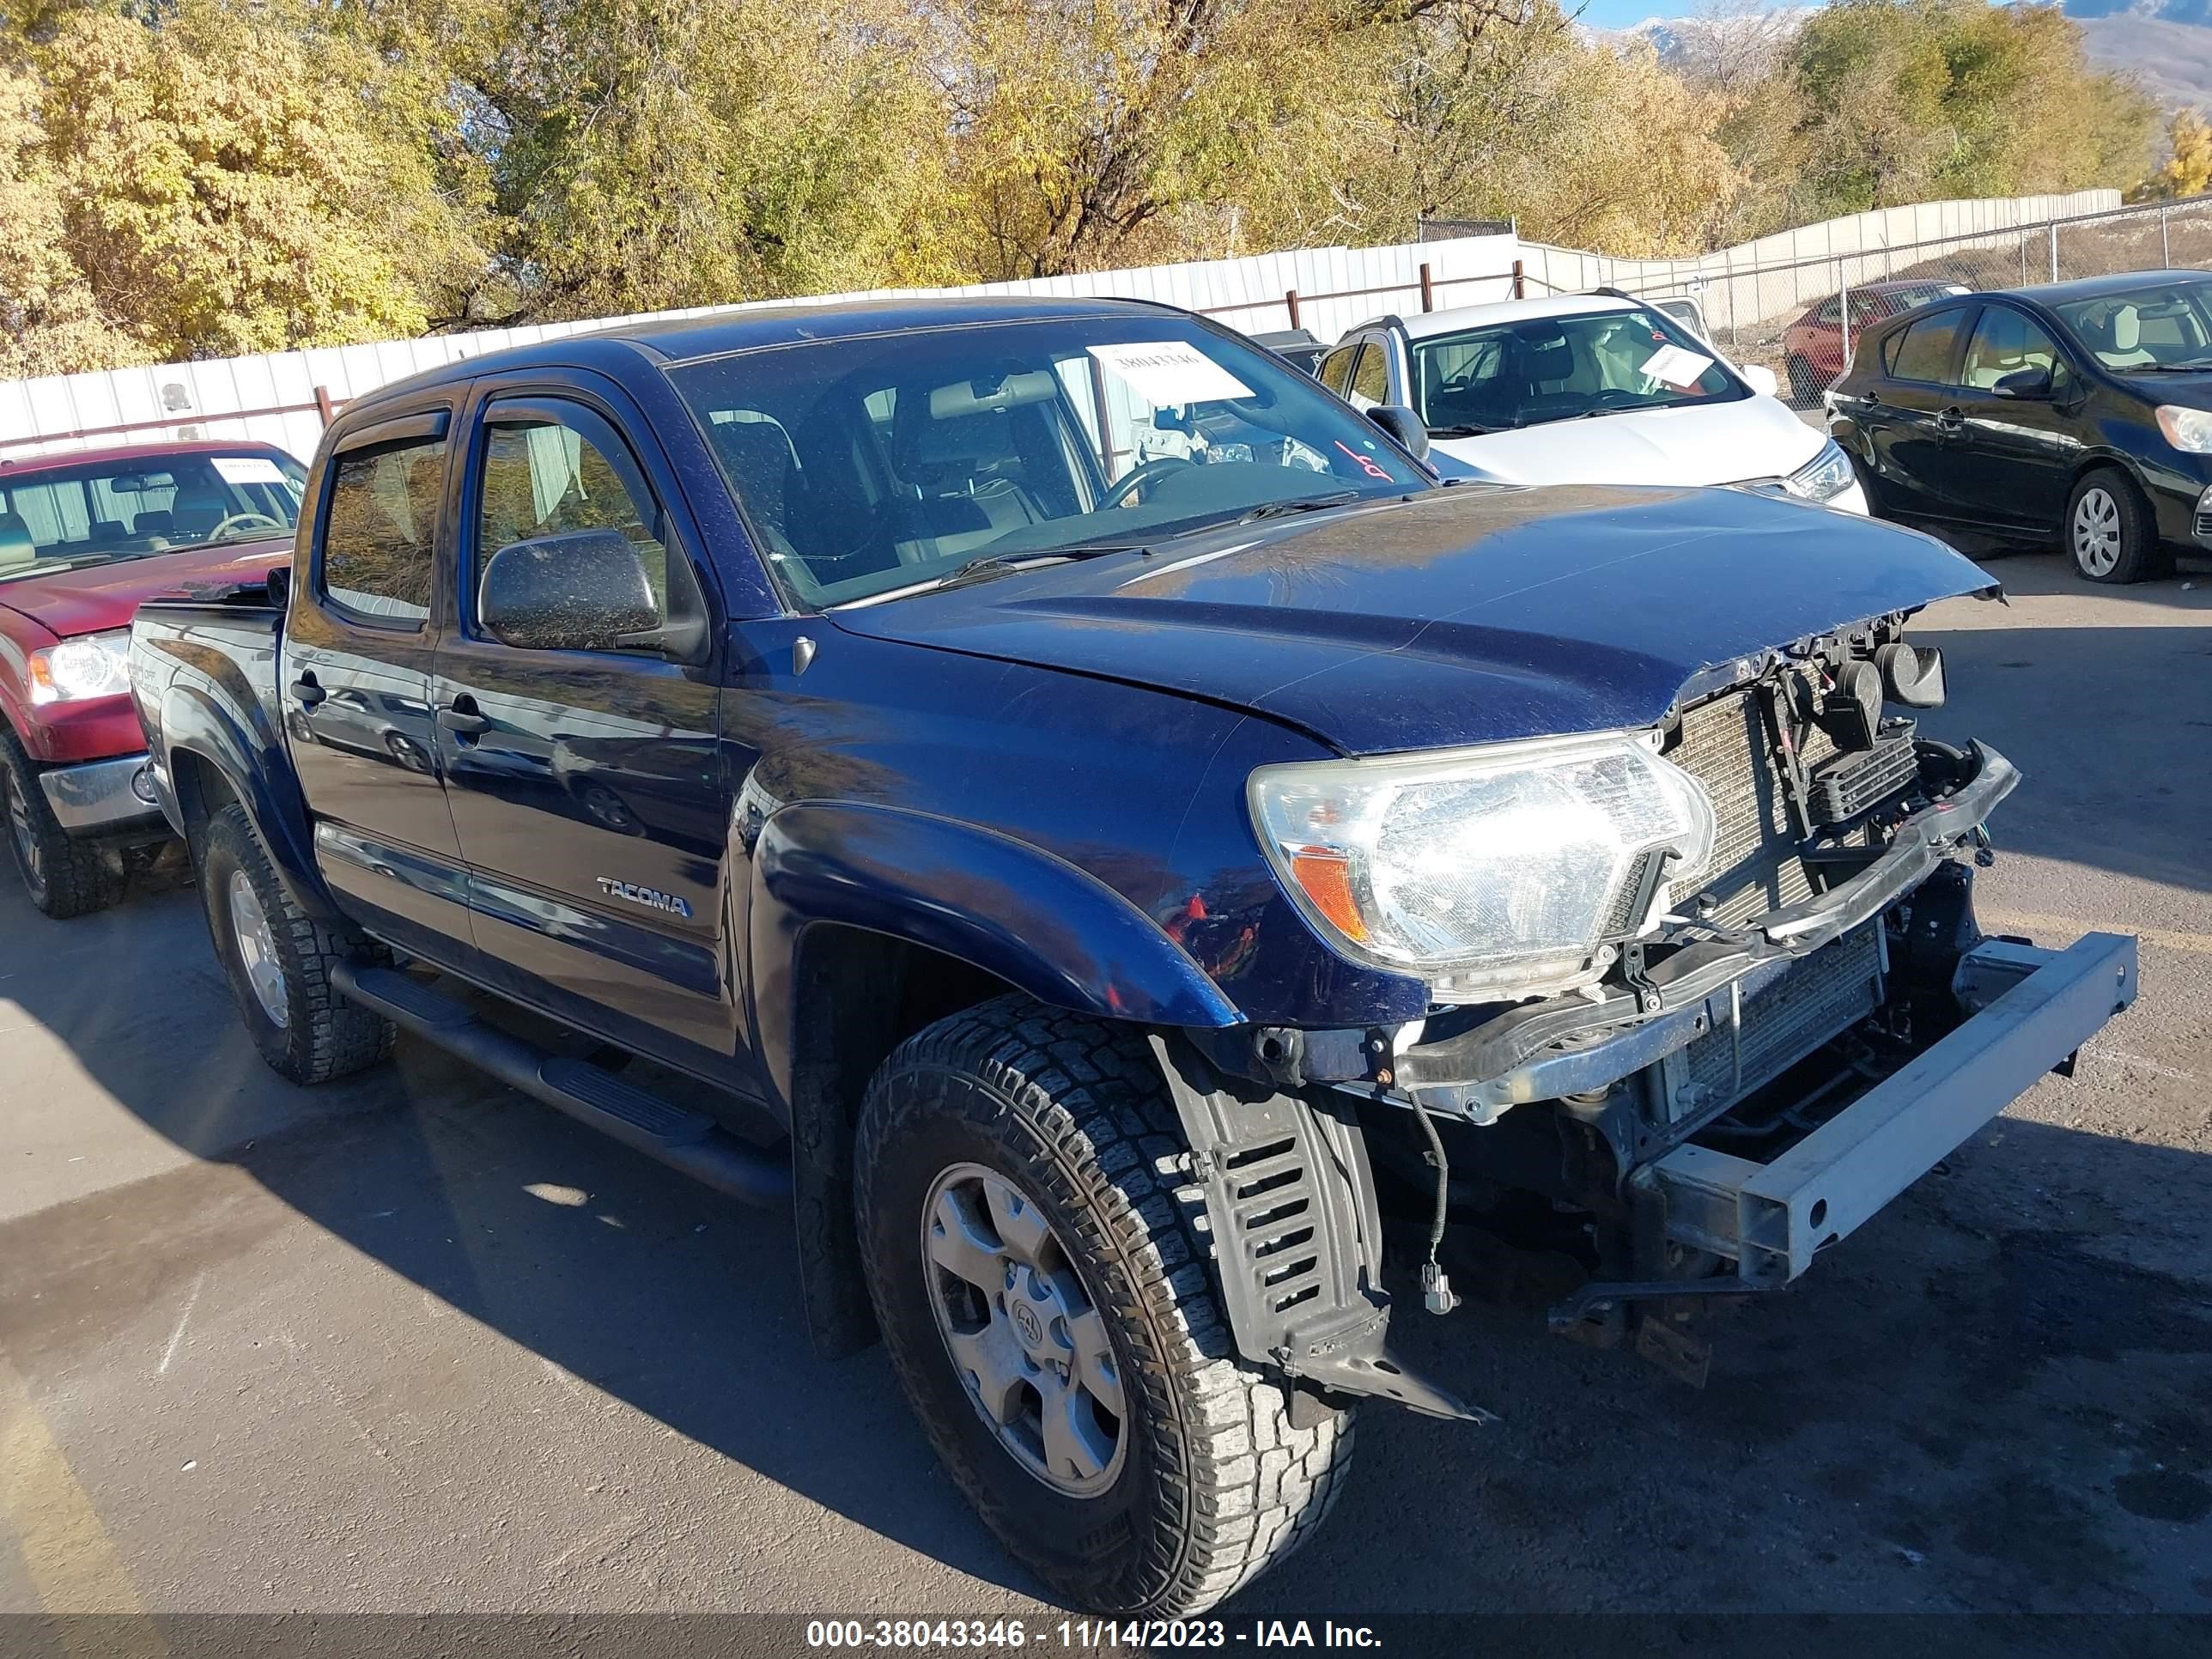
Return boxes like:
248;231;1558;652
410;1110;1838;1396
1;865;2207;1616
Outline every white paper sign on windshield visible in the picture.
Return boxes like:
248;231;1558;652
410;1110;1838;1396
1638;345;1713;391
1087;342;1255;408
211;455;288;484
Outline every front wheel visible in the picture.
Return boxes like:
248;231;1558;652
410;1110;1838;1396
2066;468;2165;584
0;726;125;919
197;802;393;1085
854;998;1354;1616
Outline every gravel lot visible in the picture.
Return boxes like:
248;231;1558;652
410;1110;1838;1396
1;549;2207;1633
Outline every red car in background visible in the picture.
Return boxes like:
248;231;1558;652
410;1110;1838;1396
1782;278;1970;403
0;439;302;917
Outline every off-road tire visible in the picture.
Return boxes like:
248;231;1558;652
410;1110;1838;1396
0;723;125;919
198;802;393;1085
2066;466;2167;585
854;997;1354;1617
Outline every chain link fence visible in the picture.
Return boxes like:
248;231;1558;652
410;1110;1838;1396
1601;196;2212;408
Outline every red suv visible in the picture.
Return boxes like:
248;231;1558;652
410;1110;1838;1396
1782;279;1969;403
1;439;302;916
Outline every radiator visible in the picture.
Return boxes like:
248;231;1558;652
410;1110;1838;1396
1657;921;1886;1119
1665;689;1832;927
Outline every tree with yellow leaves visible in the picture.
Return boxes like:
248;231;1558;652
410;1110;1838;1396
2142;109;2212;202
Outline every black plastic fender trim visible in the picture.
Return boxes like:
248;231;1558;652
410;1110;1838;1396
1146;1034;1494;1424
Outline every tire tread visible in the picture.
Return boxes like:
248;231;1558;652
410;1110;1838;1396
855;997;1352;1615
201;803;392;1084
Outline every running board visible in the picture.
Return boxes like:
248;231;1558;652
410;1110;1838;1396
331;963;790;1208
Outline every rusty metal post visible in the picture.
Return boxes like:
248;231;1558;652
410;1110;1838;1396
313;385;336;425
1419;263;1435;312
1285;289;1301;329
1512;258;1525;300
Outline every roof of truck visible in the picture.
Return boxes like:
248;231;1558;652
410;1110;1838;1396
335;294;1199;422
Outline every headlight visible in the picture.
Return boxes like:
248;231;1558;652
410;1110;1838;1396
1248;732;1717;1000
27;629;134;706
1780;439;1856;501
2155;404;2212;453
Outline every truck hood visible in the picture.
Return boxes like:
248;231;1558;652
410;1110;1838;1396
1431;395;1823;489
827;484;1993;755
0;536;289;639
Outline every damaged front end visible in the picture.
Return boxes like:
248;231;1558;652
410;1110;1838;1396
1176;615;2137;1409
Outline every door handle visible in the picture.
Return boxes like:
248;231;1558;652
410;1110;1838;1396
436;698;489;737
1936;406;1965;435
289;672;325;708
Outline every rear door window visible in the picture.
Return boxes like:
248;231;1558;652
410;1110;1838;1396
1886;308;1970;386
320;435;447;626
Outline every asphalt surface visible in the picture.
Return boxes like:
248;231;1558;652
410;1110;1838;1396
1;549;2208;1634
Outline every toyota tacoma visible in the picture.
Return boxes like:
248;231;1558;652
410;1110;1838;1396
128;297;2136;1616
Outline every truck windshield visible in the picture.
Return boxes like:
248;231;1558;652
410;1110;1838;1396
1409;307;1746;435
665;315;1430;607
0;449;307;582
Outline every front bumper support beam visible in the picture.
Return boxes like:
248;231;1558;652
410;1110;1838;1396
1642;932;2137;1285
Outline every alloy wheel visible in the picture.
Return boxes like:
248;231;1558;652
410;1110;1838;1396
921;1162;1127;1497
228;868;289;1028
2072;487;2123;578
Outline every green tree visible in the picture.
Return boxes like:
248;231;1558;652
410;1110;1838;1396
1363;2;1745;255
2;0;492;371
1765;0;2155;228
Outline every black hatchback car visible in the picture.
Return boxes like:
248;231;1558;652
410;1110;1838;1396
1827;269;2212;583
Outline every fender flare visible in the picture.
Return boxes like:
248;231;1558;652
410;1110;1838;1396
748;800;1239;1109
159;682;337;921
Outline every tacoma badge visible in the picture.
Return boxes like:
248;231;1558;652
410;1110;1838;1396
595;878;693;918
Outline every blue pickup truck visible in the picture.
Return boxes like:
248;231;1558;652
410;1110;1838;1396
128;296;2136;1616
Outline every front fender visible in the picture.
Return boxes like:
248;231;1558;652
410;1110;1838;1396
160;682;336;921
748;800;1239;1104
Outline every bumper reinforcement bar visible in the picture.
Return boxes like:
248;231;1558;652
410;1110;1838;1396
1640;932;2136;1286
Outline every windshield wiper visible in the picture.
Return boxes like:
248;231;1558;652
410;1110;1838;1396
1426;423;1499;437
928;543;1141;593
1236;490;1364;525
2132;359;2212;372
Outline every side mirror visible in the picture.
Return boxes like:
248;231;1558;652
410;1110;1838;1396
1741;364;1780;399
480;530;696;657
1366;404;1431;461
1992;365;2054;400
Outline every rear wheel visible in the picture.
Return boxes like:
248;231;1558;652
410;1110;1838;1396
197;802;393;1084
2066;468;2164;584
854;997;1354;1616
0;726;125;919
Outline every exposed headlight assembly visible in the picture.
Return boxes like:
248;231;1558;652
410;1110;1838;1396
1779;439;1857;502
2154;404;2212;453
27;628;134;706
1249;732;1717;1000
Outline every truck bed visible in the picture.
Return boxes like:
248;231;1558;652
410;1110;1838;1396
130;598;286;795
